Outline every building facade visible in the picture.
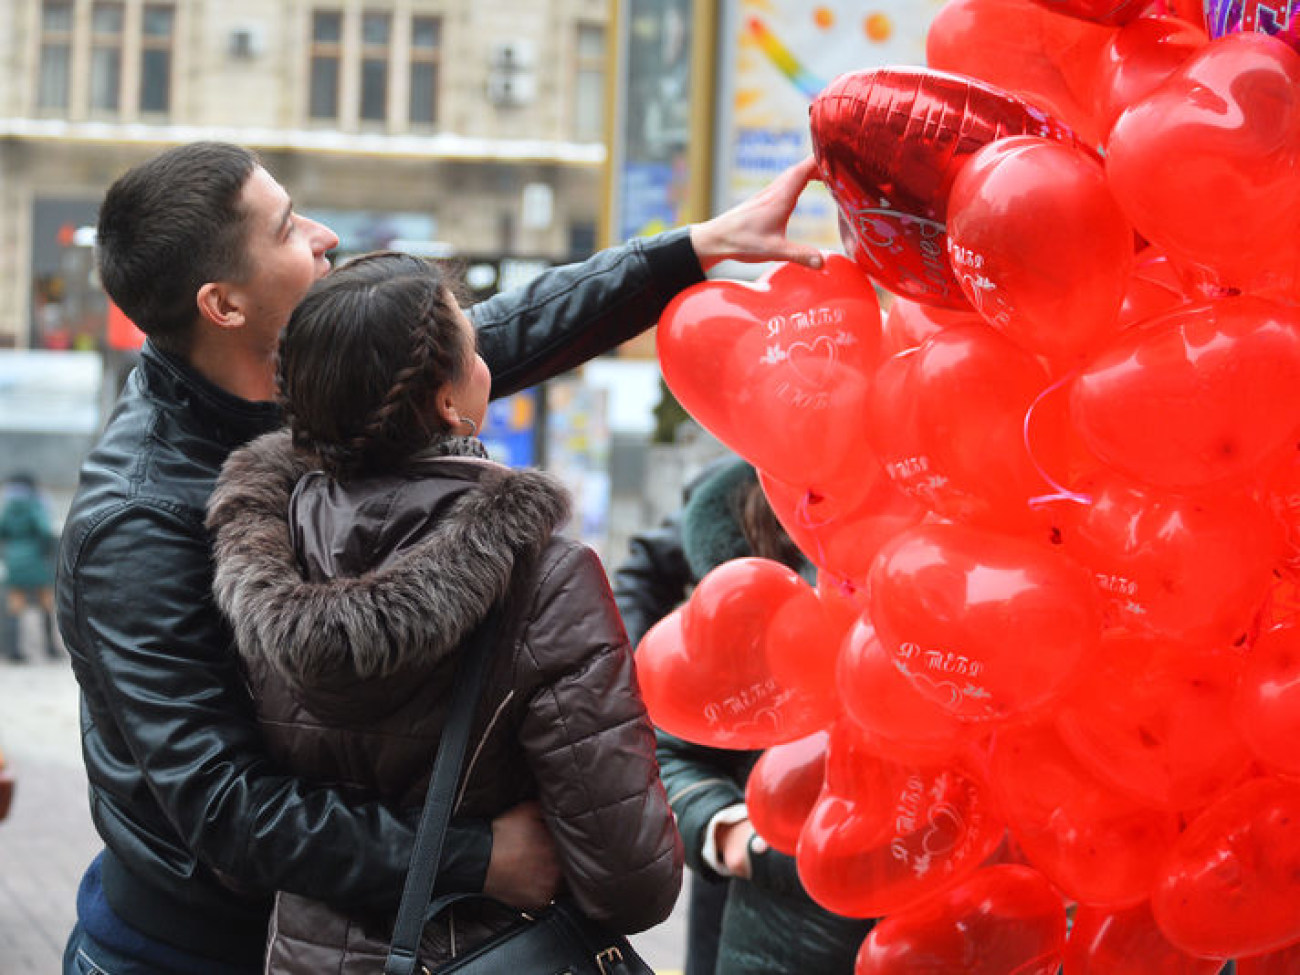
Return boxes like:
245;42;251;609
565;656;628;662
0;0;611;350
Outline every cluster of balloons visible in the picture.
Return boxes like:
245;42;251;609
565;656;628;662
639;1;1300;972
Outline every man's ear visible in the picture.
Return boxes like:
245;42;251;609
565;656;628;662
197;281;245;331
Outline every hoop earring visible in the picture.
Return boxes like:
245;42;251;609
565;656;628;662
457;414;477;437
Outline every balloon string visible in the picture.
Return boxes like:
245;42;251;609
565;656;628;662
794;489;859;600
1023;370;1092;509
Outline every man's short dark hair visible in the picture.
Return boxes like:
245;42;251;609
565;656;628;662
95;142;259;354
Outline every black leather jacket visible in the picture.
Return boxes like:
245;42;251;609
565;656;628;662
56;229;702;967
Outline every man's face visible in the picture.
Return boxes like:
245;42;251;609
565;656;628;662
230;165;339;344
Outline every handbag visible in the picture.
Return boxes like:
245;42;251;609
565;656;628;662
383;609;654;975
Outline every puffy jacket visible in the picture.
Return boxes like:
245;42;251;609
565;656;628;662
54;229;703;967
207;431;682;972
0;490;55;588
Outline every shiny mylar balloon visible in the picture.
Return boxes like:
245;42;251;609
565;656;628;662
656;255;882;490
634;559;842;749
1153;776;1300;958
1093;15;1208;138
1056;472;1283;646
1055;631;1253;812
1070;296;1300;490
927;0;1114;146
797;719;1004;918
746;730;828;857
946;135;1134;367
991;722;1181;908
1233;622;1300;776
1105;31;1300;297
810;66;1081;309
855;864;1067;975
1064;901;1224;975
869;523;1101;722
866;323;1067;535
1206;0;1300;52
1028;0;1149;25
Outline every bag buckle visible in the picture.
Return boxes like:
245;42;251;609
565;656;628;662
596;946;624;975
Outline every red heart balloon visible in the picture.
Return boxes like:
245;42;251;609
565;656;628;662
1056;472;1283;646
1234;622;1300;776
1055;631;1253;812
990;722;1181;908
1238;940;1300;974
657;256;882;489
1070;296;1300;490
797;718;1004;918
869;522;1102;722
1093;15;1208;138
927;0;1115;146
946;135;1135;367
1153;776;1300;958
746;730;828;857
1028;0;1150;25
881;295;983;356
1064;901;1224;975
810;66;1082;309
634;558;842;749
1105;31;1300;297
855;864;1068;975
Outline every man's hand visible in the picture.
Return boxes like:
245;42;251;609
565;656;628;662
483;800;562;912
688;156;826;272
716;818;767;881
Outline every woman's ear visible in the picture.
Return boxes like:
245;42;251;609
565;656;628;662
197;282;245;330
429;381;459;431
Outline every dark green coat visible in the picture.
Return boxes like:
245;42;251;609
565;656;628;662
0;491;55;589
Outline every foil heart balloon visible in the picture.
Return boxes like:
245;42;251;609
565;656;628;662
809;66;1081;309
657;255;882;490
746;730;829;856
855;864;1068;975
634;558;843;750
796;718;1004;918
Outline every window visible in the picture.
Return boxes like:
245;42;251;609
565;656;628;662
574;23;605;142
37;1;72;111
359;11;391;123
309;10;342;120
89;2;125;112
139;5;174;114
409;15;440;126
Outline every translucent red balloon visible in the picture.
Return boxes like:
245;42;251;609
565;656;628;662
946;135;1134;367
797;719;1004;918
1093;15;1208;137
634;558;842;749
656;255;883;490
1027;0;1149;25
855;864;1067;975
1105;31;1300;297
1153;776;1300;958
746;730;828;857
1234;622;1300;776
1238;940;1300;974
869;522;1102;722
1064;901;1224;974
1070;296;1300;491
810;65;1083;308
881;295;982;357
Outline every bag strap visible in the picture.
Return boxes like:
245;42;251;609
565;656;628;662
384;609;504;975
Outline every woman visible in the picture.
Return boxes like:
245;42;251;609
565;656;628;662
0;473;58;662
207;252;682;972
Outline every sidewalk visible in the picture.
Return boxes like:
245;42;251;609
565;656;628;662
0;648;688;974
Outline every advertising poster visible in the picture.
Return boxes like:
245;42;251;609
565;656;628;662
715;0;949;250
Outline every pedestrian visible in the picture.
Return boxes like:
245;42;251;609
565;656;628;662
0;472;58;662
613;456;875;975
56;139;823;975
206;250;682;970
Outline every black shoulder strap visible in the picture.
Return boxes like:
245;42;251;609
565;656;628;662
385;609;504;975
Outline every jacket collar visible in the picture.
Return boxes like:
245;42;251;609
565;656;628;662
139;341;282;449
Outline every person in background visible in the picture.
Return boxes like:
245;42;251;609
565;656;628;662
57;139;823;975
613;456;875;975
0;472;58;662
207;251;681;970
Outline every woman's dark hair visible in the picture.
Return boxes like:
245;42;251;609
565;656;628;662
278;251;471;480
738;480;804;572
95;142;258;354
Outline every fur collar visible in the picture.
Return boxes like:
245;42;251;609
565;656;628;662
208;429;570;684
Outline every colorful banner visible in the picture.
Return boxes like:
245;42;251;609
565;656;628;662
717;0;949;250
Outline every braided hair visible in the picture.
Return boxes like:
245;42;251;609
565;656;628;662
277;251;471;480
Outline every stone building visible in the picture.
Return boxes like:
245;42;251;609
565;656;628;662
0;0;611;351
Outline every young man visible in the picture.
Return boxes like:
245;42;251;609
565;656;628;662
58;141;823;974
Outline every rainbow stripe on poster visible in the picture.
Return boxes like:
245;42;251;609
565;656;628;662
747;16;829;100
